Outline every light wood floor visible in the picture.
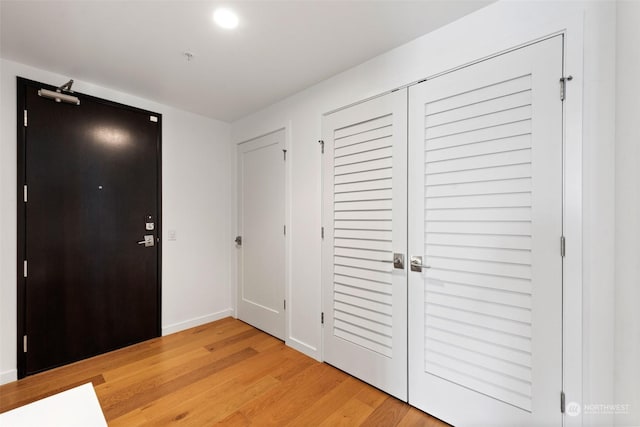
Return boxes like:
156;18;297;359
0;317;448;426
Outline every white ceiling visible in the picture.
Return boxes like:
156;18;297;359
0;1;492;122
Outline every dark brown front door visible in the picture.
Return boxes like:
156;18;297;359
17;78;161;377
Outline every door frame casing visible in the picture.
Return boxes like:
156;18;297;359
15;77;163;378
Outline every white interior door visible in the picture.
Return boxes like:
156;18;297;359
408;36;563;426
237;129;286;340
322;89;407;400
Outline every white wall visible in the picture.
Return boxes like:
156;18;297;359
232;1;618;425
0;59;233;384
615;1;640;426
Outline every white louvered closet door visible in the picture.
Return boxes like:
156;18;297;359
322;89;407;400
408;36;563;426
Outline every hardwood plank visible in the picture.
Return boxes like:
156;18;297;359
0;317;449;427
319;396;376;426
285;376;365;426
233;363;347;425
115;344;297;425
360;396;411;426
204;328;262;352
354;384;389;408
213;411;251;427
397;407;449;427
103;347;259;419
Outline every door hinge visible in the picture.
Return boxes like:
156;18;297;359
284;300;286;310
318;140;324;154
560;391;566;413
23;185;28;203
321;312;324;325
560;76;573;101
284;225;286;235
23;110;28;127
321;227;324;239
283;149;287;161
23;260;27;278
561;236;566;257
23;335;27;353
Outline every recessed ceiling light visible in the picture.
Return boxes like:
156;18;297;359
213;8;239;29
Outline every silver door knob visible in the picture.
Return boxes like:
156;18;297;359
410;256;431;272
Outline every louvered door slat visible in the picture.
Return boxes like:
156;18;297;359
334;238;392;251
335;310;393;336
426;207;532;222
335;136;393;157
424;351;532;398
426;315;532;352
425;338;532;382
426;244;532;265
334;301;392;326
425;163;532;186
425;75;531;115
426;177;531;197
334;188;393;202
426;232;532;250
334;247;393;261
426;282;532;309
334;210;392;221
334;168;392;184
425;328;531;367
426;90;531;127
425;221;531;235
334;274;392;294
425;149;531;175
428;268;532;294
334;115;393;140
426;120;531;151
426;134;531;162
334;228;392;240
335;178;393;194
334;146;393;166
426;106;532;140
426;304;532;338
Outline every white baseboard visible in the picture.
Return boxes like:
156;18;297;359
287;336;321;361
0;369;17;385
161;309;233;336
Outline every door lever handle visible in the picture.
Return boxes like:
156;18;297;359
379;253;405;269
410;256;431;272
138;235;155;247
